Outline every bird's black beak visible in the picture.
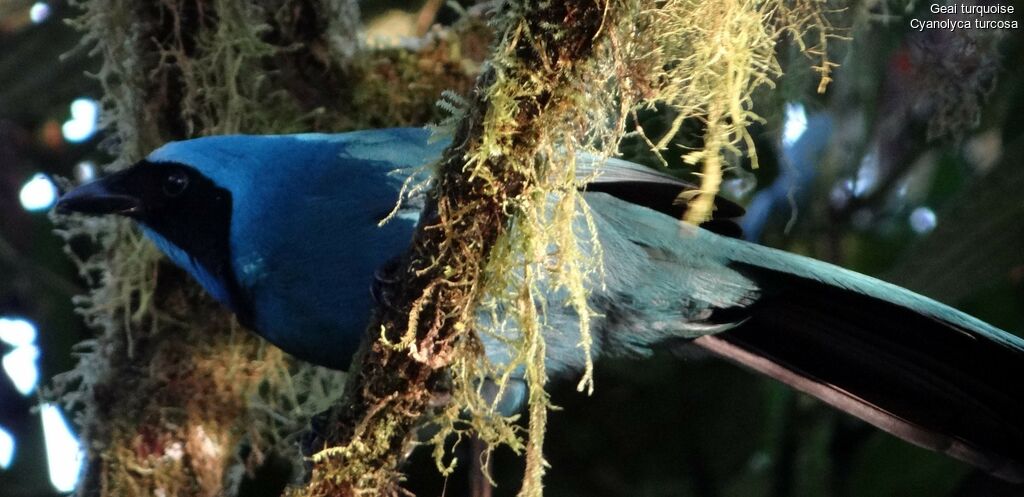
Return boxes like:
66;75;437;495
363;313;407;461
56;170;141;216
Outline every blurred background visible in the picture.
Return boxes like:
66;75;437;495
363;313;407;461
1;1;1022;496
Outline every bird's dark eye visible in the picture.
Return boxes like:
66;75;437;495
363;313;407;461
163;169;189;197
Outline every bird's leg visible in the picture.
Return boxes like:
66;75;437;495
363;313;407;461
371;255;406;312
299;410;332;481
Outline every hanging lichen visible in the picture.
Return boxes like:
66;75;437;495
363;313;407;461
622;0;844;224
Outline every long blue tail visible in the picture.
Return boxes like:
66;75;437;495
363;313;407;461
696;243;1024;481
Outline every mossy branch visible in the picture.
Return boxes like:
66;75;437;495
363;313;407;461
299;2;611;495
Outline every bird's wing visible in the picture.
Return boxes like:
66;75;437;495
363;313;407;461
577;154;745;237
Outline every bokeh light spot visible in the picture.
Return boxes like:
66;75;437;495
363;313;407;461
910;206;937;234
0;317;37;347
0;425;14;470
75;161;97;182
19;174;58;211
41;404;83;493
29;2;51;23
2;344;40;396
782;102;807;148
61;98;100;143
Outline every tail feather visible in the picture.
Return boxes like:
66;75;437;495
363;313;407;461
697;258;1024;482
583;189;1024;479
